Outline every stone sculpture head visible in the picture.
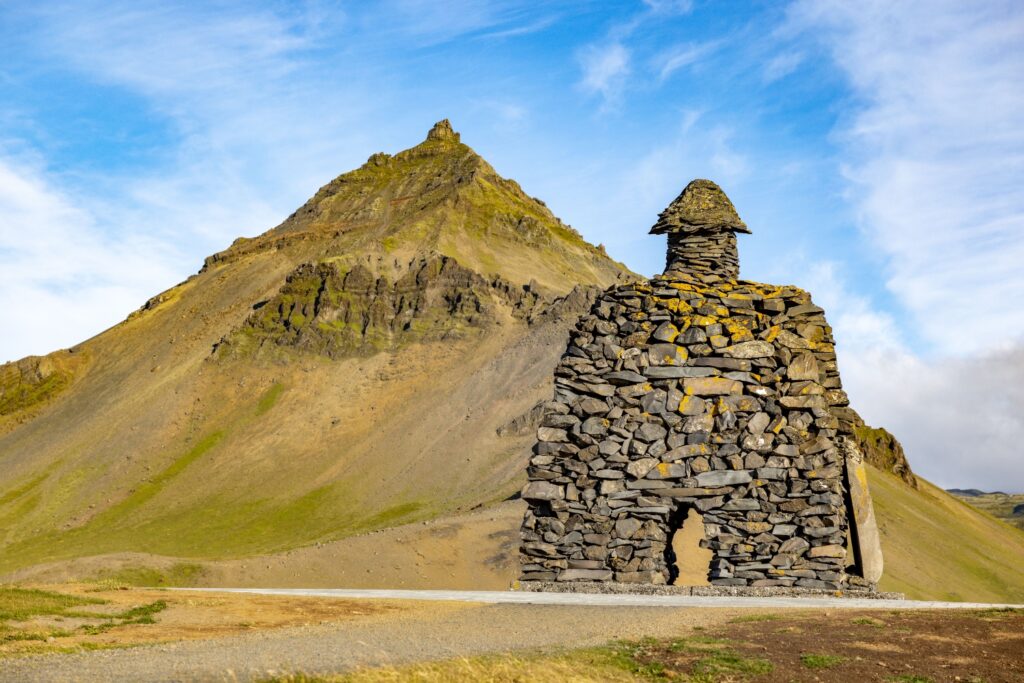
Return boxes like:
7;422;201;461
650;179;749;280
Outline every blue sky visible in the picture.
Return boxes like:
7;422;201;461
2;0;1023;490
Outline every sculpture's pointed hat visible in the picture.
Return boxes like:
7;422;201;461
649;179;749;235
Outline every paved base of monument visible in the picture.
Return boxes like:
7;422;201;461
517;580;904;600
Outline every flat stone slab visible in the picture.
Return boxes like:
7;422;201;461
518;581;904;601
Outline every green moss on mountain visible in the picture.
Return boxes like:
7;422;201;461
216;255;498;359
0;352;85;421
853;423;918;488
215;252;598;361
833;406;917;488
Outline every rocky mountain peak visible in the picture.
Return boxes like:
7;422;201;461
650;178;749;235
425;118;460;143
200;118;630;303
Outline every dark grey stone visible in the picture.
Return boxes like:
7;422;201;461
696;470;752;487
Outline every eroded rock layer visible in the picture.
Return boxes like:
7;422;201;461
215;253;600;359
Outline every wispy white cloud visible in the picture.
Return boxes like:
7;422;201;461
654;41;718;81
783;0;1024;489
762;50;804;83
641;0;694;16
24;1;373;235
577;42;631;105
0;154;183;361
367;0;550;45
0;1;378;361
787;0;1024;357
476;15;559;40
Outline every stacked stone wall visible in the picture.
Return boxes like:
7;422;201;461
665;231;740;279
519;272;870;591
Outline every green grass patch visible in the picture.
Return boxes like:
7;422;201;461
691;649;773;679
0;586;167;651
100;430;226;519
0;473;48;508
96;563;205;588
255;383;285;416
601;636;767;681
852;616;888;627
729;613;782;623
2;628;73;643
114;600;167;623
0;586;105;622
801;653;845;669
78;600;167;634
887;676;934;683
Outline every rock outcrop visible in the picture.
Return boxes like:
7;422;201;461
840;410;917;489
0;351;85;427
519;179;882;592
215;254;601;359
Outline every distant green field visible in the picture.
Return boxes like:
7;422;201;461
947;490;1024;531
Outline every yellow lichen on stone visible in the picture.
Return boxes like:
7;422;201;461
730;329;755;343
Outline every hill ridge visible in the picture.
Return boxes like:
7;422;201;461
0;120;630;575
203;121;616;294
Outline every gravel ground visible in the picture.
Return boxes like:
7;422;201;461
1;602;754;682
4;591;1021;683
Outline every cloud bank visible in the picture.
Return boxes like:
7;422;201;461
789;0;1024;489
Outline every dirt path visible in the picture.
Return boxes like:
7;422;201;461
175;586;1024;609
1;601;754;682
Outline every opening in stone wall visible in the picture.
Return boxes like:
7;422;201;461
666;506;713;586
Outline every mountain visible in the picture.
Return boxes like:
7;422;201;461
2;121;1022;604
0;121;631;573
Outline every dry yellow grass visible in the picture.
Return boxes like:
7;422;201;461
340;656;632;683
267;651;639;683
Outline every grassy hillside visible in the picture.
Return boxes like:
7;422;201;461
0;122;632;575
873;468;1024;602
8;466;1024;605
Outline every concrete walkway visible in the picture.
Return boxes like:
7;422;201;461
175;586;1024;610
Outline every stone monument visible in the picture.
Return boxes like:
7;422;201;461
518;179;883;593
